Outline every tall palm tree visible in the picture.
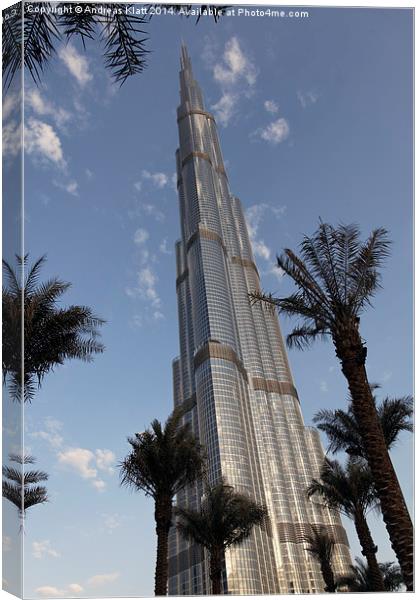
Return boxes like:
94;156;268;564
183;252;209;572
336;557;404;592
175;481;268;595
314;394;413;459
307;458;385;591
304;526;336;593
250;222;413;588
119;405;206;596
2;255;105;402
2;454;48;522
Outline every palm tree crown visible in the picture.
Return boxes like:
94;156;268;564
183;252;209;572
313;394;413;459
337;557;404;592
2;255;105;402
176;481;268;594
119;404;206;596
304;525;336;592
2;454;48;517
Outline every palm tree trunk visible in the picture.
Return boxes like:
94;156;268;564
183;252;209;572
354;510;385;591
210;547;223;594
320;559;336;593
154;497;172;596
334;326;413;590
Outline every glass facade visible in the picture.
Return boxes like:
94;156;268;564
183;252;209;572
168;45;352;595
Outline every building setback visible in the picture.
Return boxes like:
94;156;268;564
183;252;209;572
168;44;352;595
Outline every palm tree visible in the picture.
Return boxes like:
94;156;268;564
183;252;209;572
119;405;206;596
304;526;336;593
336;557;404;592
2;454;48;522
307;458;385;591
314;394;413;459
2;3;227;89
2;255;105;402
250;222;413;589
175;481;268;595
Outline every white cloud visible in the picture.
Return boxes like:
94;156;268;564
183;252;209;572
32;540;60;560
95;449;115;475
68;584;84;595
320;380;328;393
245;203;287;278
212;93;237;128
57;447;114;491
134;228;149;245
53;179;79;196
213;37;257;87
87;572;120;588
59;44;92;86
26;89;71;129
102;513;121;533
137;267;161;308
3;91;20;122
140;203;165;222
85;168;94;179
141;169;168;189
31;418;64;450
133;181;142;192
92;479;106;492
210;37;257;127
264;100;279;114
259;118;290;145
3;120;21;158
58;448;97;479
159;239;172;255
36;586;65;598
25;118;66;167
297;89;319;108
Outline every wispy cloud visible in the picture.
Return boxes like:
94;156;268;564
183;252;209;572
245;203;287;280
159;238;172;255
210;37;258;127
58;44;92;87
68;584;84;595
264;99;279;114
297;89;319;108
87;572;120;588
26;89;71;129
36;586;65;598
57;447;116;491
53;179;79;197
25;118;66;167
134;228;149;245
32;540;60;560
257;117;290;145
141;169;168;189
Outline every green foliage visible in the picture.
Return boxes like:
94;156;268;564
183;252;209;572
176;481;268;551
119;404;206;502
250;222;391;350
2;454;48;515
337;557;404;592
2;255;105;402
314;395;413;459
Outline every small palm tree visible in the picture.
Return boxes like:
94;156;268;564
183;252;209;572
307;458;385;591
2;454;48;522
305;526;336;593
119;405;206;596
2;255;105;402
337;557;404;592
175;481;268;595
314;394;413;459
250;222;412;588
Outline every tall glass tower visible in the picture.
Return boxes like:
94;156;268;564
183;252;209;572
168;45;352;595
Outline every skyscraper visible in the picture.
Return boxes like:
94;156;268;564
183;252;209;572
168;44;352;595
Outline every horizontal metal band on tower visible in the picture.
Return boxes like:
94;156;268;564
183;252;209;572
277;522;349;547
252;377;299;401
193;341;248;382
177;108;216;123
231;255;260;277
181;151;227;178
186;226;227;254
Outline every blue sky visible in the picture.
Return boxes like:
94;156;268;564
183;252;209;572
2;5;413;597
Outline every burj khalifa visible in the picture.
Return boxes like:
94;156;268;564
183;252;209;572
168;44;352;595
